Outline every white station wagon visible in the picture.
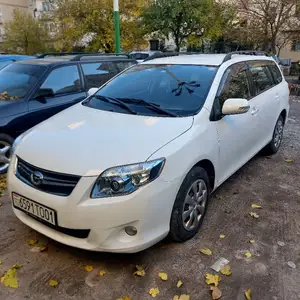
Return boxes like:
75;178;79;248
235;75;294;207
8;51;289;253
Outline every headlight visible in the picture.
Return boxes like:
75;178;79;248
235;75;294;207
91;158;165;198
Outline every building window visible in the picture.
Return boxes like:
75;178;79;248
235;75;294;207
291;41;300;52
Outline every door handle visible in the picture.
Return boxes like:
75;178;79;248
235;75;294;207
251;107;259;115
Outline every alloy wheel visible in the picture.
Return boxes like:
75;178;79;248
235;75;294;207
274;119;283;149
0;141;11;173
182;179;208;231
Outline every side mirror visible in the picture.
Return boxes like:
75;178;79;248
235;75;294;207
222;98;250;115
35;88;55;100
88;88;99;97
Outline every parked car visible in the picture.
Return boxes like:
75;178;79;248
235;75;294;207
8;51;289;253
0;53;137;174
0;54;36;70
129;51;162;63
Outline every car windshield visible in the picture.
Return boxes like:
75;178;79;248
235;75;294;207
85;64;218;117
0;63;46;99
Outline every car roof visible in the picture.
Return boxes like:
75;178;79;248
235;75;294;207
141;54;274;66
16;56;137;66
0;54;35;61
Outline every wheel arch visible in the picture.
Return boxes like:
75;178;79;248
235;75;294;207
193;159;216;192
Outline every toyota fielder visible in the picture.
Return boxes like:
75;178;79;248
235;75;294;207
8;52;289;253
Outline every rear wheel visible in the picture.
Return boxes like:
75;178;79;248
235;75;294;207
0;134;14;174
170;166;210;242
263;115;284;155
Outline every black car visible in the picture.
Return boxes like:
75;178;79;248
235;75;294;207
0;53;137;173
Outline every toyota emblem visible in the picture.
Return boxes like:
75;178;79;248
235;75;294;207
30;171;44;186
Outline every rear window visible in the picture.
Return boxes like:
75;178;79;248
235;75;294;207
87;64;218;117
248;61;274;94
0;63;46;99
81;62;119;89
129;53;149;60
268;62;283;84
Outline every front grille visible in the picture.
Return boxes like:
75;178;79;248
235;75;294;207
16;157;80;196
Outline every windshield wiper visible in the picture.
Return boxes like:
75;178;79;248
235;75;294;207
116;97;179;117
92;95;137;115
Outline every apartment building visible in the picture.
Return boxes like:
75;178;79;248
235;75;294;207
0;0;29;40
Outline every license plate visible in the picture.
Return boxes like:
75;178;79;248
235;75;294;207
12;193;57;226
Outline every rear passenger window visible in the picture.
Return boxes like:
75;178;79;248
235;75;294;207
115;61;136;73
248;61;274;94
268;62;283;84
81;62;119;89
217;62;250;108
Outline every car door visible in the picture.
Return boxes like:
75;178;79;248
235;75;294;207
27;64;87;128
247;60;279;148
212;62;261;184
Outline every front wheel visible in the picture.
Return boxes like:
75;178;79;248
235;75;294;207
0;134;14;174
263;115;284;155
170;166;210;242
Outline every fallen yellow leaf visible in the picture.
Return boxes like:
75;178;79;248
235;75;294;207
117;297;132;300
1;267;18;288
219;234;225;239
177;280;183;288
249;240;256;244
99;270;106;276
27;240;38;246
0;259;2;264
220;265;232;276
149;287;159;297
251;204;262;209
205;273;221;286
285;159;293;163
134;265;145;277
216;194;223;200
249;212;259;218
158;272;168;281
245;288;252;300
39;245;48;252
49;279;59;287
244;252;252;258
200;248;213;256
211;286;222;299
173;295;190;300
85;265;94;272
12;264;22;269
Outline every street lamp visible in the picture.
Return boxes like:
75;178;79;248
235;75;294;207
113;0;121;54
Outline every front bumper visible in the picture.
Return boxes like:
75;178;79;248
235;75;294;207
8;157;180;253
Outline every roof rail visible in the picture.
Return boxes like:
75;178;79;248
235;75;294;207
71;53;130;61
143;52;202;62
37;52;88;58
222;50;269;63
37;52;130;60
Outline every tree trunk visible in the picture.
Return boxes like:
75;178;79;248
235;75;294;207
175;36;180;52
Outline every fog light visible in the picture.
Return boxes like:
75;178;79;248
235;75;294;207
125;226;137;236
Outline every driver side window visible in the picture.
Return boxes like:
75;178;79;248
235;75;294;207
217;62;250;109
38;65;81;97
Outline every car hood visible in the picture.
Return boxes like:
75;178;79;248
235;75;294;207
16;104;193;176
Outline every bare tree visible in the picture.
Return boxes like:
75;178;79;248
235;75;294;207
238;0;300;54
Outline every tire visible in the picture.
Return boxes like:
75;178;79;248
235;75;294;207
263;115;284;155
0;133;14;174
170;166;210;242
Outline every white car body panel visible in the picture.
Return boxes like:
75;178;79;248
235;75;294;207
15;104;193;176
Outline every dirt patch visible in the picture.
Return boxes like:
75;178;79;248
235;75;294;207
0;100;299;300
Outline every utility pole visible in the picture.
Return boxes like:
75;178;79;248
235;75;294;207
113;0;121;54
